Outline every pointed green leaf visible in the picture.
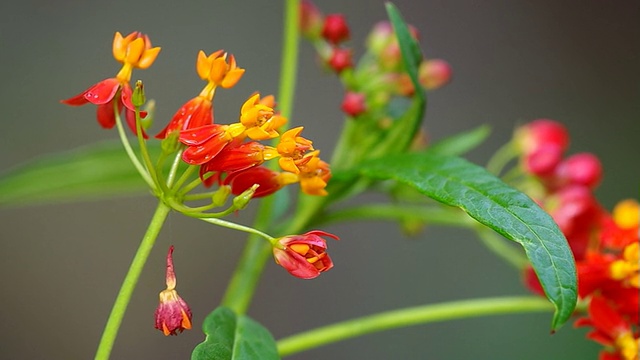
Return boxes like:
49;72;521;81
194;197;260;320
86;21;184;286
357;152;577;331
428;125;492;156
0;141;154;206
191;307;279;360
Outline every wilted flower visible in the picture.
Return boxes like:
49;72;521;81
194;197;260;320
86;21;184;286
154;246;192;336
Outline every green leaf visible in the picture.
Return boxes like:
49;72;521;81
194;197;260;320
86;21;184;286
369;3;426;158
191;307;279;360
357;152;577;331
0;140;153;206
428;125;492;156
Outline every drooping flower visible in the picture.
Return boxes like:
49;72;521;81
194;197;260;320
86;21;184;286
62;31;160;138
156;50;245;139
154;246;192;336
273;230;339;279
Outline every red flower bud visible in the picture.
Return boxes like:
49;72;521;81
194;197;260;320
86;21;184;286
300;0;324;39
515;119;570;155
340;91;367;117
321;14;350;44
327;47;353;73
273;230;339;279
419;59;452;90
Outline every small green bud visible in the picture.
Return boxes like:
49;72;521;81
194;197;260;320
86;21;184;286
233;184;259;210
212;185;231;207
161;129;181;155
132;80;146;107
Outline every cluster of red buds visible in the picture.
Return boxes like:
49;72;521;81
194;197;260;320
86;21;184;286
300;1;452;119
515;119;639;360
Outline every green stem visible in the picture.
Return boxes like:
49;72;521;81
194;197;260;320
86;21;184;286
114;102;155;189
95;201;171;360
219;0;300;315
486;140;518;176
276;296;553;357
318;204;474;228
198;217;275;242
135;106;162;191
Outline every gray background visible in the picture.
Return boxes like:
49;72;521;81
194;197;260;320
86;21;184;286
1;1;638;359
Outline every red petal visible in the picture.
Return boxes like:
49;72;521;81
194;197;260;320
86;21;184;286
96;103;117;129
83;78;120;105
273;248;321;279
61;92;89;106
182;136;229;165
179;124;227;146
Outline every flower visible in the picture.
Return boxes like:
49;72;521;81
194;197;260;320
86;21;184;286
575;296;639;360
156;50;244;139
297;154;331;196
223;166;298;198
340;91;367;117
62;32;160;138
154;246;192;336
273;230;339;279
239;93;287;140
276;127;315;173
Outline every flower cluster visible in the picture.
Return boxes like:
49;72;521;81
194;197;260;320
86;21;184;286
516;119;639;360
301;1;451;119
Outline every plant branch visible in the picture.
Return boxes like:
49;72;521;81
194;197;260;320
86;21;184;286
277;296;554;357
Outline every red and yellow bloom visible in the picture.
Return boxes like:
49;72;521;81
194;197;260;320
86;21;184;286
62;32;160;138
273;230;339;279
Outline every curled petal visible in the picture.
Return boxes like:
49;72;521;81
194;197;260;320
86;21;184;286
179;124;228;146
79;78;121;105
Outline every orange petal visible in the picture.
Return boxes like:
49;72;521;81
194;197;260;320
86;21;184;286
137;47;161;69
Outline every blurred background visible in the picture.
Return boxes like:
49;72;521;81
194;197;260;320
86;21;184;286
1;0;638;359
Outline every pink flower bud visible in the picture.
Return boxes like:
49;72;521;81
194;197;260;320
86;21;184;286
515;119;570;155
340;91;367;117
523;143;563;177
419;59;452;90
555;153;603;189
300;0;324;39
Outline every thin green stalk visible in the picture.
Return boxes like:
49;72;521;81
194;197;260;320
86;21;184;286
95;201;171;360
276;296;554;357
198;217;275;242
114;102;155;189
220;0;300;315
318;204;475;228
486;140;517;176
134;105;162;192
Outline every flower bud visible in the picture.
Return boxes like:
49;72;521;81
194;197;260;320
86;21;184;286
340;91;367;117
273;230;339;279
233;184;259;210
132;80;146;107
300;0;324;39
321;14;350;44
515;119;570;156
419;59;452;90
555;153;602;189
327;47;353;73
212;185;232;207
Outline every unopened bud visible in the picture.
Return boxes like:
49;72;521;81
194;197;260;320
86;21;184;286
233;184;259;210
132;80;146;107
161;129;181;155
212;185;232;207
